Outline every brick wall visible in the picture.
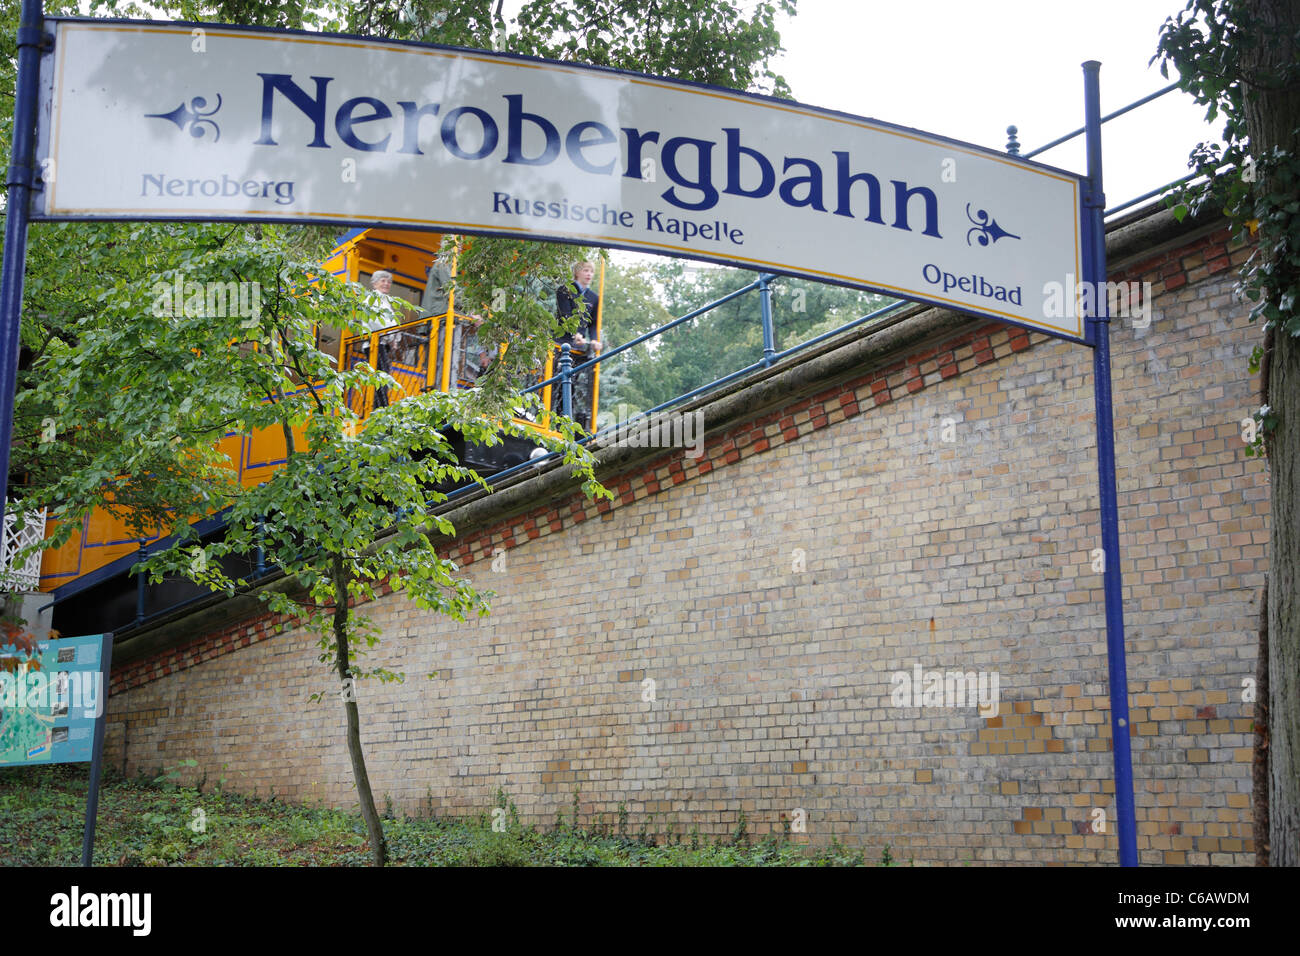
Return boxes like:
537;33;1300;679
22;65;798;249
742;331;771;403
104;214;1267;864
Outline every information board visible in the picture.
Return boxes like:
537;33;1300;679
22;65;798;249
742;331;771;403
0;632;110;766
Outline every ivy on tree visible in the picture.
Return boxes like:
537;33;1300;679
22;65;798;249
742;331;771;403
1155;0;1300;866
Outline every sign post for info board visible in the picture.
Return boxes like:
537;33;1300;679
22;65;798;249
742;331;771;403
0;6;1138;864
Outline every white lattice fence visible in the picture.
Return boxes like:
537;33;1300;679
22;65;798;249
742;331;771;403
2;503;47;592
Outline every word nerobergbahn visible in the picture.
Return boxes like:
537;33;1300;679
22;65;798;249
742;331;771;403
253;75;944;234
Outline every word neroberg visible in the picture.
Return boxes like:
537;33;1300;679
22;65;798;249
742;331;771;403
150;273;262;321
596;403;705;458
140;172;295;205
890;664;1000;718
254;76;944;231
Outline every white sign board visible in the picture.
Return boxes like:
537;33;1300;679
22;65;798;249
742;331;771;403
35;19;1090;340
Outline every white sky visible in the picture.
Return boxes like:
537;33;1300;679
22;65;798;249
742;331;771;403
772;0;1214;214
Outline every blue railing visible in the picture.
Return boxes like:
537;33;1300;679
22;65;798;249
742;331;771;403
1012;81;1207;220
469;283;907;503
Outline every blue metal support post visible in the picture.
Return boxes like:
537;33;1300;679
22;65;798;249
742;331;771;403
81;633;114;866
0;0;45;514
758;274;776;366
1083;60;1138;866
558;344;573;419
135;549;147;626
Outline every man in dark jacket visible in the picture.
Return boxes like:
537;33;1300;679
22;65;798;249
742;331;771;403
553;261;602;429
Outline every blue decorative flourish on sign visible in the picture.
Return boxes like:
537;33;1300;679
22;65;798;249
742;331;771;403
146;95;223;142
965;204;1021;247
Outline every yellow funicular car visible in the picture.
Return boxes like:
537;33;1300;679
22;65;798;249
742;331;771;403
38;228;604;634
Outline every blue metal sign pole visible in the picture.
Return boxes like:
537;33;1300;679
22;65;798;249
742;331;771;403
1082;61;1139;866
81;633;115;866
0;0;44;513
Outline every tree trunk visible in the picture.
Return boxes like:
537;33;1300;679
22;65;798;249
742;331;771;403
1267;326;1300;865
1240;0;1300;869
333;555;388;866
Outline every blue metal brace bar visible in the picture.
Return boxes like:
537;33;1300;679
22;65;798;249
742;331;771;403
758;273;776;366
0;0;45;518
1083;60;1139;867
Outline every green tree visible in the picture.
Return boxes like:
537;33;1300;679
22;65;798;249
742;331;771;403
1156;0;1300;865
17;228;604;866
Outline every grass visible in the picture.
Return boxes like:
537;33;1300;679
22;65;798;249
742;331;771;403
0;765;880;866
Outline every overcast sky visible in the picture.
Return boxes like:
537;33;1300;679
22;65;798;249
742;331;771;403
772;0;1214;212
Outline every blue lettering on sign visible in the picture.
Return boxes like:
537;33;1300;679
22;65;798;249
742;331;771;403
141;172;296;205
491;191;634;229
921;263;1022;304
440;106;499;159
250;75;953;238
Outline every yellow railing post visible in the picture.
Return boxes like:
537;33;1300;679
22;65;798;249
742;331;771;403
368;329;379;416
591;258;605;429
542;351;554;431
439;242;459;393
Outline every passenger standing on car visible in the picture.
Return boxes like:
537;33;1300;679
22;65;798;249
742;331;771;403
552;261;602;430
